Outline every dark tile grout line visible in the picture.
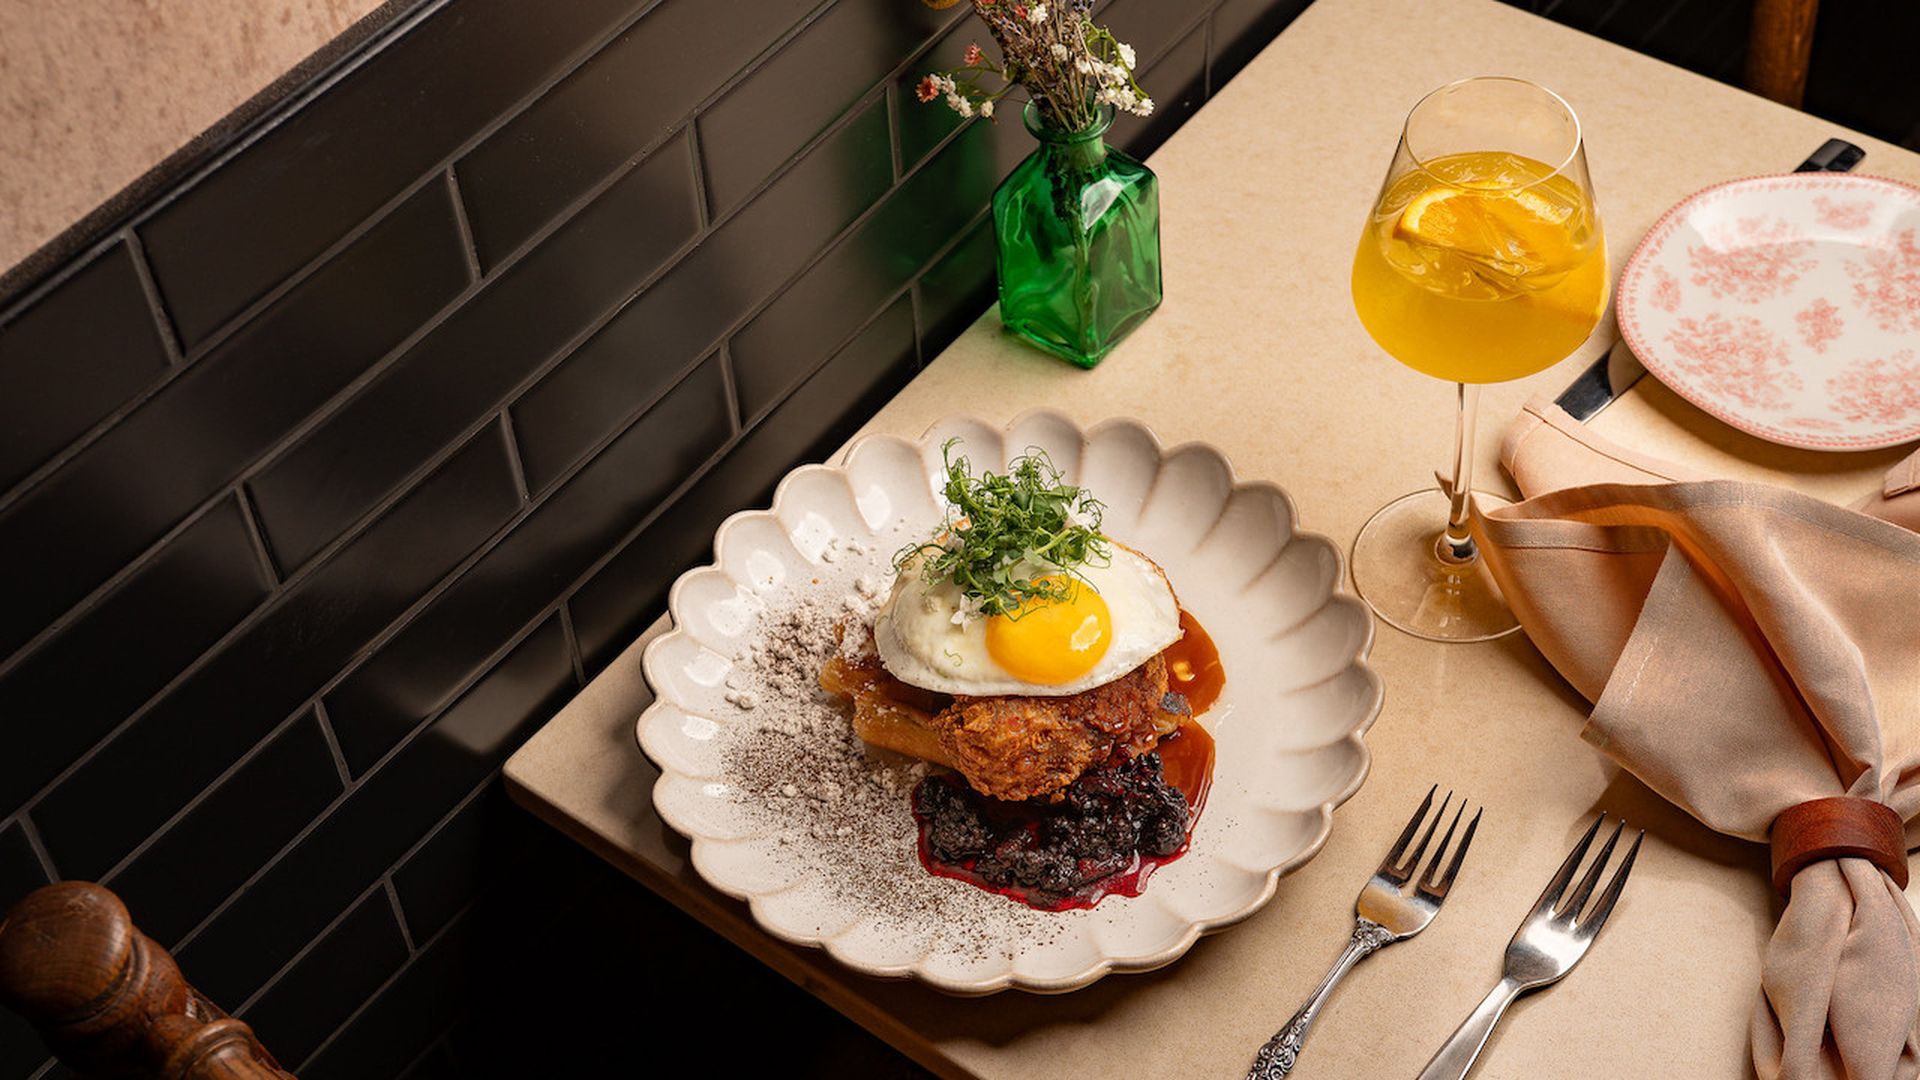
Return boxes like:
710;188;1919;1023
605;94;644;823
886;79;907;184
123;230;185;366
1202;13;1216;98
294;818;603;1079
496;411;533;504
90;706;315;888
12;810;59;885
716;343;744;438
384;878;418;955
0;166;467;522
2;400;502;830
197;759;502;997
0;490;239;682
313;700;356;790
399;1034;455;1079
556;602;588;689
293;891;474;1074
0;129;709;682
0;238;178;509
232;484;285;587
233;875;395;1022
735;198;997;438
1148;0;1223;72
80;446;590;881
687;121;715;232
677;1;975;229
43;338;717;863
1592;0;1638;36
906;284;929;371
443;166;484;286
1632;0;1694;53
232;764;506;1025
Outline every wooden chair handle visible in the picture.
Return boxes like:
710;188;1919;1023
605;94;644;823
0;882;295;1080
1746;0;1820;108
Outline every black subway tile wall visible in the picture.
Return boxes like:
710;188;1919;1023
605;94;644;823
0;0;1309;1073
0;245;171;493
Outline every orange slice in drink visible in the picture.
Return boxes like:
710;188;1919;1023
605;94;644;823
1391;182;1605;330
1394;185;1585;290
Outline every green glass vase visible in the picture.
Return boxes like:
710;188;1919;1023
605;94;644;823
992;103;1162;368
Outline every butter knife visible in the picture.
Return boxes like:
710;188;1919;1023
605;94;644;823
1552;138;1866;421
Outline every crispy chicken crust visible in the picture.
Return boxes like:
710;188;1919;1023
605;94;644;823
821;641;1185;803
933;655;1175;802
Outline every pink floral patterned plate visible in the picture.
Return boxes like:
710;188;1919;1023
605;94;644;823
1618;174;1920;451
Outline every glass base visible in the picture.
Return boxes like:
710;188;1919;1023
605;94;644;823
1351;487;1520;643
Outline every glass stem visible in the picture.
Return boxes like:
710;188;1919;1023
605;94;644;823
1439;382;1480;565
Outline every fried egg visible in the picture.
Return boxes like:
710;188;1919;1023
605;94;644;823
873;544;1181;697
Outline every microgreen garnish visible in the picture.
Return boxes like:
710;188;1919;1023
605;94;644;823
895;440;1109;618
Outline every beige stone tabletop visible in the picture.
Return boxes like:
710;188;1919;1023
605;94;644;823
504;0;1920;1076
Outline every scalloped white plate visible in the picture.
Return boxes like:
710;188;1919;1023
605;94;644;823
636;411;1381;994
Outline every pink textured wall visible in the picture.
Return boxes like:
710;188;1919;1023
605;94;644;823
0;0;383;274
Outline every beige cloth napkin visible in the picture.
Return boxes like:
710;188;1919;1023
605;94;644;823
1474;398;1920;1080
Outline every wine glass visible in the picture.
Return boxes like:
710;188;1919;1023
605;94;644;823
1348;76;1608;642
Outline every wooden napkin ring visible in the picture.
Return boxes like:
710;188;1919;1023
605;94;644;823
1770;797;1908;897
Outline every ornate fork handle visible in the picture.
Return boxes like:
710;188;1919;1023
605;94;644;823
1247;919;1396;1079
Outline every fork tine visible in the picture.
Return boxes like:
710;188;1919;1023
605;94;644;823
1576;830;1644;938
1530;816;1603;918
1426;806;1481;893
1400;791;1453;875
1558;820;1624;920
1381;784;1437;874
1417;801;1465;889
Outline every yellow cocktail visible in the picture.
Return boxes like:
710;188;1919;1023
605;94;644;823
1351;150;1607;383
1345;77;1606;644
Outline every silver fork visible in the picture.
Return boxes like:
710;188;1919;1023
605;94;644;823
1247;785;1482;1080
1415;816;1644;1080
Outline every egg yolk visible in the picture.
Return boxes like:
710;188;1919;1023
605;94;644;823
984;577;1112;686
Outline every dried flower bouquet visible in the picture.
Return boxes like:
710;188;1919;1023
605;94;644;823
916;0;1153;133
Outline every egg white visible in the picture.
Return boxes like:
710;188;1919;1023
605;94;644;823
873;543;1181;697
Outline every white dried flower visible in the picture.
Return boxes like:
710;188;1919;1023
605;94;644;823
1051;42;1069;60
1134;97;1154;117
1075;58;1095;74
979;99;995;118
1118;42;1137;68
1029;2;1048;21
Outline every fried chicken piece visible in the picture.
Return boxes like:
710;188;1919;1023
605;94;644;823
931;654;1181;802
821;624;1188;804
